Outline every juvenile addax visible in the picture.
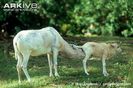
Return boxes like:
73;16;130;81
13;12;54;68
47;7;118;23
74;42;122;76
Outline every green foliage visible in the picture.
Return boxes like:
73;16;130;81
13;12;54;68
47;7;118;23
71;0;133;36
0;0;133;37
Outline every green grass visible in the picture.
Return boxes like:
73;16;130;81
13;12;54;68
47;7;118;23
0;37;133;88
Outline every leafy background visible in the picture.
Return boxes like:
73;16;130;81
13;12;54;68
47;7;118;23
0;0;133;37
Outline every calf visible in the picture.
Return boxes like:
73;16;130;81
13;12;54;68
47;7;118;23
74;42;122;76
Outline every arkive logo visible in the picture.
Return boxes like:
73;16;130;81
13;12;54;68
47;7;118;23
2;2;39;11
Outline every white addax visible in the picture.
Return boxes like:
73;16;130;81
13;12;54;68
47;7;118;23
13;27;84;83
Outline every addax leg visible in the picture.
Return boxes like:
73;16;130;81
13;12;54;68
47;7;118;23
16;54;23;84
21;52;31;82
47;54;53;77
53;48;59;77
102;58;109;76
83;55;90;75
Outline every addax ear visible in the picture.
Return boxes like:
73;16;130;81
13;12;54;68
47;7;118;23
110;43;117;48
70;44;77;49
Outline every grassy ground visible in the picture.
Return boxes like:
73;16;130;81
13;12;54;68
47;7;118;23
0;37;133;88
